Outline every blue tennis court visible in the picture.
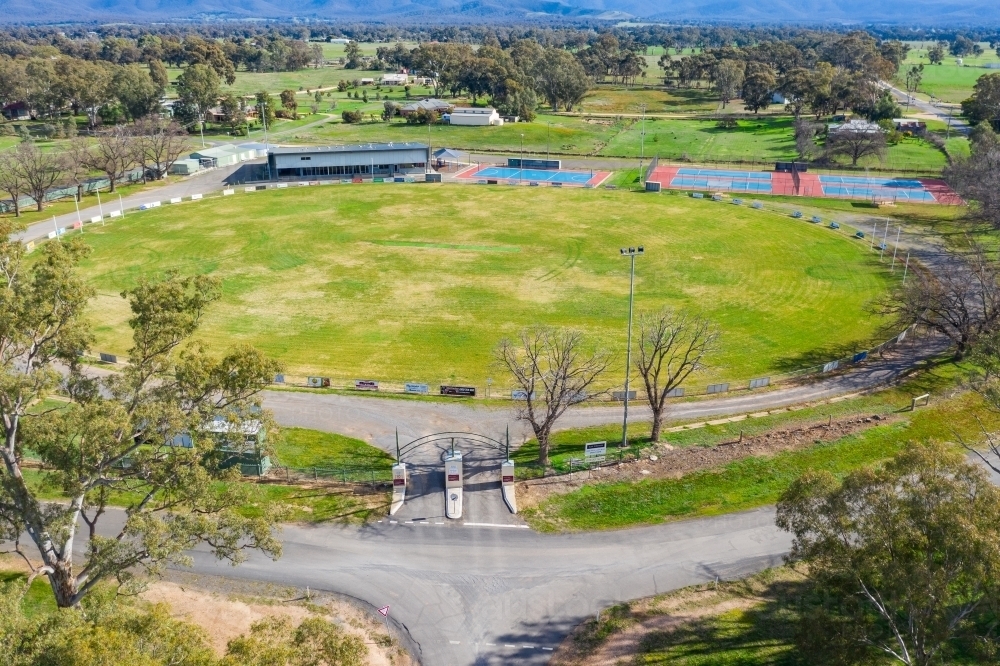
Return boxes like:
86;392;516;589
473;166;595;184
819;175;935;201
671;168;773;192
678;168;772;180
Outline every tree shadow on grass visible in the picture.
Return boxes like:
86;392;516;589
635;576;812;666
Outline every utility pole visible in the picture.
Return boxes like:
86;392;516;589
619;246;644;448
891;226;901;271
902;251;910;284
519;134;524;184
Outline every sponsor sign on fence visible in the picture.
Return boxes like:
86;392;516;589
170;197;182;204
612;390;637;401
665;387;685;397
307;376;331;388
109;210;121;218
584;441;607;463
277;183;288;189
191;194;202;200
852;351;868;364
99;353;118;363
273;374;285;384
823;360;840;373
707;383;730;394
511;389;536;400
354;380;379;391
222;189;235;196
404;383;429;395
245;187;256;193
441;385;476;397
748;377;770;389
90;215;102;223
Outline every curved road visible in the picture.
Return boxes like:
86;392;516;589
14;159;962;665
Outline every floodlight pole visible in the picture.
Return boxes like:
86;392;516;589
639;104;646;184
891;226;901;271
52;216;59;241
96;189;104;224
547;122;551;164
870;221;876;250
902;251;910;284
620;246;644;449
519;134;524;184
880;223;889;261
119;194;125;218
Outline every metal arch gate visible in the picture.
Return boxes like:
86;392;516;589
390;430;517;518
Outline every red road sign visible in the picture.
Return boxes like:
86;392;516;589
378;605;389;617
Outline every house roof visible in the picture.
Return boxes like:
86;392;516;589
190;145;243;159
829;119;883;134
400;99;453;113
433;148;464;159
269;143;429;155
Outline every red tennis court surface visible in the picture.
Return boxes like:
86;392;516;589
648;165;962;205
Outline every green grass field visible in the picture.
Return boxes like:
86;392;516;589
63;185;893;385
899;44;999;102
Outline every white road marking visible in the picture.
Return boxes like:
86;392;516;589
464;522;529;529
504;644;516;648
542;647;554;651
449;641;460;644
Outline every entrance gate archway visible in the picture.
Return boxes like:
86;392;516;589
389;430;517;521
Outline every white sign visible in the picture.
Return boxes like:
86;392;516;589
90;215;102;223
222;189;235;196
170;197;182;204
511;389;535;400
584;441;607;461
109;210;121;218
822;360;840;373
377;605;389;617
277;183;288;189
244;187;256;192
404;382;429;394
190;193;203;200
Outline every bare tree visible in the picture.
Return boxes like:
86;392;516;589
60;137;93;202
133;117;187;182
495;328;610;466
10;141;64;212
826;126;887;166
0;149;27;217
873;242;1000;359
634;310;719;442
78;125;136;193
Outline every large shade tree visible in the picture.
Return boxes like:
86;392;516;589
0;227;284;608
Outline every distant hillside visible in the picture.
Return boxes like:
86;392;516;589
0;0;997;24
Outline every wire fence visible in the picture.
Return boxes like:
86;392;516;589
267;464;393;485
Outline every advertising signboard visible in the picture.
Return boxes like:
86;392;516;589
584;441;607;463
441;385;476;397
354;380;379;391
404;383;429;394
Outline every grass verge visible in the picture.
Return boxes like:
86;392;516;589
522;374;992;532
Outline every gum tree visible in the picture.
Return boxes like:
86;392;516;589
0;225;283;607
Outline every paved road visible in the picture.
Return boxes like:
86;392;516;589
14;163;250;245
883;81;969;135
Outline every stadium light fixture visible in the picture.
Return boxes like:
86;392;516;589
619;245;644;449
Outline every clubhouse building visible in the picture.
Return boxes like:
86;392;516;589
266;143;431;180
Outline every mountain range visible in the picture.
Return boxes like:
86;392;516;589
0;0;996;25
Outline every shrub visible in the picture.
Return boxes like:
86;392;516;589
341;110;364;124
